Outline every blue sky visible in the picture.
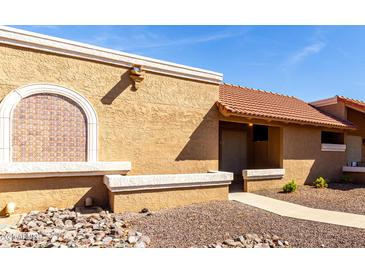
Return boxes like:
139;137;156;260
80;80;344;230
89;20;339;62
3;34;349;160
13;25;365;102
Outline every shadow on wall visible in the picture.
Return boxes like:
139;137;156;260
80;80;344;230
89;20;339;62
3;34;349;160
175;105;219;161
307;158;343;185
0;176;109;212
287;154;346;186
282;126;346;185
101;71;132;105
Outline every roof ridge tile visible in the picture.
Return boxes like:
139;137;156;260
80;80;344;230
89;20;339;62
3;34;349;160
337;95;365;105
222;83;297;99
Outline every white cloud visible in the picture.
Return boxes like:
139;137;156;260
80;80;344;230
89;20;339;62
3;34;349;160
81;27;248;52
284;41;326;67
127;30;247;50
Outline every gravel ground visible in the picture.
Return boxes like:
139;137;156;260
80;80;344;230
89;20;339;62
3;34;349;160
126;200;365;248
254;183;365;215
0;208;150;248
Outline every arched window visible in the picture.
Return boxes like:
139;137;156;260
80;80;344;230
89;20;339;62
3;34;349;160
0;84;98;162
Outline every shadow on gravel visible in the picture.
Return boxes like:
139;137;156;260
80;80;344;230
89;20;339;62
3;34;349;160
327;182;365;191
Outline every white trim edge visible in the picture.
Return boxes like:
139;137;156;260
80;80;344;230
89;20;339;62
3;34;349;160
0;26;223;84
0;162;131;179
310;97;339;107
321;143;346;152
0;84;98;162
343;166;365;173
242;169;285;181
104;171;233;192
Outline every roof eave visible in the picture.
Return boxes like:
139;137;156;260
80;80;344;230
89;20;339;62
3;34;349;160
216;101;356;131
337;98;365;114
310;96;339;107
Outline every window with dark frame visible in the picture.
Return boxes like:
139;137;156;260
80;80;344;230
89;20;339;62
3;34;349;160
321;131;344;145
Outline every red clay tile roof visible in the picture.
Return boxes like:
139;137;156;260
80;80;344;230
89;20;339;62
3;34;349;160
217;84;355;129
337;95;365;112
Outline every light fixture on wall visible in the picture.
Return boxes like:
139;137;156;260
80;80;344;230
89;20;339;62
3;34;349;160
0;202;16;217
129;64;146;91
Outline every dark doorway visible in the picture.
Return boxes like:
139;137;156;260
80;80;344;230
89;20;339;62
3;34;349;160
219;121;248;191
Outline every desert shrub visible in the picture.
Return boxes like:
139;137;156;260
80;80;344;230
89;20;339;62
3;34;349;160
341;175;352;183
313;176;328;188
283;180;297;193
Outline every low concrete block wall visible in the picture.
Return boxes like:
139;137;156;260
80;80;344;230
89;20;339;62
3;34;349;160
0;170;232;214
344;173;365;184
104;171;233;213
0;162;131;213
109;185;229;213
343;167;365;184
0;176;108;213
243;169;285;192
244;178;285;192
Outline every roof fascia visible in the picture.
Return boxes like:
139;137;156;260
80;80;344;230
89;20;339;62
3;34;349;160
0;26;223;84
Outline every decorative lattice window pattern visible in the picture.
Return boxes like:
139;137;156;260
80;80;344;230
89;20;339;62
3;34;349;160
12;93;87;162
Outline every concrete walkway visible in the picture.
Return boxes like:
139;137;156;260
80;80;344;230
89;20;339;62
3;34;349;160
229;192;365;229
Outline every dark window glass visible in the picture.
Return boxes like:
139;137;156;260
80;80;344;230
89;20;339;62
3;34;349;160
253;125;268;142
321;131;344;144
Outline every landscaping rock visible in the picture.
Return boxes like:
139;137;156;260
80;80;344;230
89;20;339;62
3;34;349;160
217;234;290;248
128;235;139;244
223;239;240;247
102;236;113;246
139;235;151;245
0;208;149;248
134;241;146;248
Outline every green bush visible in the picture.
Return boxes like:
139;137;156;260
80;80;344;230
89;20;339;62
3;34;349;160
313;176;328;188
283;180;297;193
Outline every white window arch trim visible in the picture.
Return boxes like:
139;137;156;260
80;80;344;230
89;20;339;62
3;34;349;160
0;84;98;162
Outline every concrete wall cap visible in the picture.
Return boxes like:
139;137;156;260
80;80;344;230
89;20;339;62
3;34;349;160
242;169;285;180
0;161;131;179
104;171;233;192
321;143;347;152
343;166;365;173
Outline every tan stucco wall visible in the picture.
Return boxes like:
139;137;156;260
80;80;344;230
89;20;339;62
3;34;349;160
268;127;283;168
343;172;365;184
244;178;284;192
318;102;347;120
345;108;365;162
219;115;347;190
0;44;219;175
0;44;220;213
282;125;346;185
109;185;228;213
347;108;365;137
0;176;108;213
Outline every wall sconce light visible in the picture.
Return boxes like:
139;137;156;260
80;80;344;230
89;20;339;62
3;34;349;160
248;123;254;127
129;64;146;90
0;202;16;217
